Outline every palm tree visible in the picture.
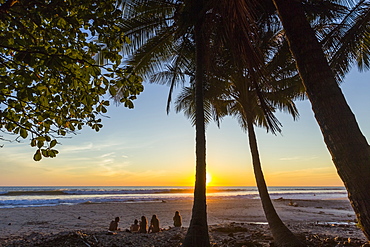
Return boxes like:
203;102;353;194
206;5;306;244
115;1;211;245
181;1;211;246
227;64;305;247
272;0;370;239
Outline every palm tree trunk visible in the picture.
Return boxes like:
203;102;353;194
183;3;210;246
246;117;303;246
273;0;370;240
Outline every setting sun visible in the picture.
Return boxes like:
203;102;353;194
206;172;212;186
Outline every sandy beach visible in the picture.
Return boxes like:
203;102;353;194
0;198;368;246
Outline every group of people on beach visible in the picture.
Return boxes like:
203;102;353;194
108;211;182;233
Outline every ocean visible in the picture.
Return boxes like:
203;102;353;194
0;186;347;209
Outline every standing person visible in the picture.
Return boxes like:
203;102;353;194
108;217;120;231
173;211;182;227
149;214;160;233
139;216;148;233
130;219;140;232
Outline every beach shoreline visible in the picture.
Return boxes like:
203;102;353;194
0;197;367;246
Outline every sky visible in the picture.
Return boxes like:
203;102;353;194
0;69;369;187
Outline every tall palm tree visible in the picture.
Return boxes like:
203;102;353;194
272;0;370;239
227;65;305;247
115;1;212;245
181;1;211;246
206;5;306;245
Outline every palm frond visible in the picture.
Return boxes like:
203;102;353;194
127;26;176;76
175;86;216;126
322;0;370;79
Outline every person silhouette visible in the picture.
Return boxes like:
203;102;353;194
108;217;120;231
173;211;182;227
149;214;160;233
139;216;148;233
130;219;140;232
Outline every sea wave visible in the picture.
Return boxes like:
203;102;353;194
0;186;347;209
0;186;345;196
0;191;68;196
0;187;250;196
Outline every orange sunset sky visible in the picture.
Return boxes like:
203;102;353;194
0;70;368;187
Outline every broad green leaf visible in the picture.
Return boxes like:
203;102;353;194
20;128;28;139
50;140;57;148
37;140;44;149
33;150;42;161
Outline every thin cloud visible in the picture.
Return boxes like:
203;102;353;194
279;156;301;161
279;156;319;161
100;152;116;158
59;143;94;152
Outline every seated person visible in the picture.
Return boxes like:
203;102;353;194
149;214;160;233
130;219;140;232
139;216;148;233
108;217;120;231
173;211;182;227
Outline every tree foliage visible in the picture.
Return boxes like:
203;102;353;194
0;0;144;160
